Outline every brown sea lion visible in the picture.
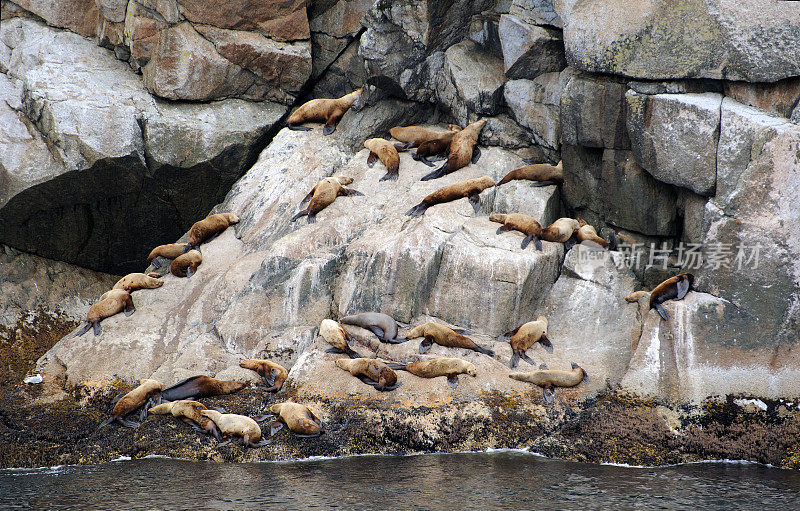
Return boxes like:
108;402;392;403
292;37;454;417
509;362;589;403
335;358;400;391
404;322;494;357
147;243;189;268
389;125;460;149
200;410;269;447
387;357;476;389
406;175;496;217
498;161;563;187
75;289;135;337
170;249;202;278
540;218;580;243
319;318;363;358
266;402;323;437
113;273;163;292
364;138;402;182
291;176;364;224
187;213;239;250
98;379;163;429
422;119;486;181
160;375;247;402
239;359;288;392
649;273;694;321
576;218;616;249
339;312;408;344
285;89;363;135
625;291;649;303
499;316;553;369
489;213;543;250
148;400;222;441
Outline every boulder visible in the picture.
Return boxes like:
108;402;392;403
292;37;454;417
498;12;565;80
309;0;371;81
555;0;800;82
626;91;722;196
560;72;629;150
723;78;800;120
504;70;571;150
176;0;310;41
12;0;98;37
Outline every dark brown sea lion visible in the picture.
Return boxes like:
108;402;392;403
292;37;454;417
335;358;400;391
187;213;239;251
406;175;496;217
148;400;222;441
339;312;408;344
160;375;247;402
285;89;363;135
649;273;694;321
497;161;563;187
200;410;269;447
170;249;202;278
319;319;363;358
98;379;163;429
147;243;188;268
509;362;589;403
499;316;553;369
75;289;135;337
266;402;323;437
239;359;288;392
404;322;494;357
387;357;476;389
291;176;364;223
489;213;543;250
113;273;163;292
421;120;486;181
364;138;402;181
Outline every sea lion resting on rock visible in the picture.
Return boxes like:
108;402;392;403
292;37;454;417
75;289;135;337
406;175;496;217
387;357;476;389
113;273;163;292
266;402;323;437
160;375;247;402
319;319;363;358
649;273;694;321
339;312;408;344
500;316;553;369
170;249;202;278
285;88;362;135
147;243;188;268
364;138;403;182
498;161;563;187
148;400;222;441
187;213;239;251
239;359;288;392
291;176;364;224
405;322;494;357
335;358;400;391
98;379;162;429
200;410;269;447
576;218;615;249
389;124;461;149
490;213;543;250
510;362;589;403
422;120;486;181
540;218;580;244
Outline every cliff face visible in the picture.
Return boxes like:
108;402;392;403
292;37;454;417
1;0;800;467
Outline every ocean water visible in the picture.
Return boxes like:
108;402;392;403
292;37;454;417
2;451;799;510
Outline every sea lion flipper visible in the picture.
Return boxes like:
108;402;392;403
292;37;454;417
151;259;162;269
367;326;386;340
97;416;115;430
509;353;520;369
468;193;480;213
530;180;557;187
380;168;399;182
406;202;429;217
496;225;509;235
447;374;459;389
419;339;433;354
476;346;494;357
286;123;313;131
93;321;102;336
542;386;555;404
254;414;271;423
270;421;285;436
307;212;317;224
471;146;481;164
291;208;310;222
521;234;533;249
533;236;543;251
609;230;618;251
322;117;337;135
325;347;345;354
119;418;141;429
451;328;469;335
387;337;410;344
367;152;377;167
386;363;406;371
676;276;691;300
358;375;378;386
346;347;363;359
299;188;315;206
540;333;553;349
217;438;232;447
75;322;92;337
539;363;548;370
520;353;536;366
394;142;410;151
563;237;577;251
125;307;136;316
654;303;669;321
341;187;364;197
418;154;436;167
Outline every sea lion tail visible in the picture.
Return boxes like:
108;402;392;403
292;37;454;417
406;202;428;217
291;209;309;222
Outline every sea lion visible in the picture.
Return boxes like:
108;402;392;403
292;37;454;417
170;249;202;278
498;161;563;187
266;402;323;437
239;359;288;392
291;176;364;224
499;316;553;369
489;213;543;250
98;379;163;429
112;273;163;292
285;88;363;135
389;125;460;149
339;312;408;344
364;138;402;181
148;400;222;441
147;243;189;268
387;357;476;389
319;319;363;358
200;410;269;447
74;289;135;337
160;375;247;402
187;213;239;250
421;119;486;181
509;362;589;403
335;358;400;391
576;218;615;249
649;273;694;321
404;322;494;357
406;175;496;217
625;290;650;303
540;218;580;243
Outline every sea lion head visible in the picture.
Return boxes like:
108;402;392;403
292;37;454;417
465;362;477;377
335;176;354;186
226;213;240;224
334;359;350;371
489;213;505;223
